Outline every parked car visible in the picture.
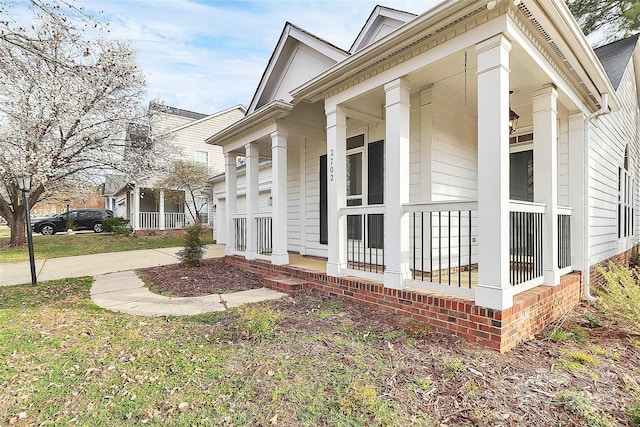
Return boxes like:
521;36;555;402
32;209;113;235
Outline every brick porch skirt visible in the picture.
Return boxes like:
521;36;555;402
226;256;582;352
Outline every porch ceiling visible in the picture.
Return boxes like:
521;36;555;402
342;45;576;128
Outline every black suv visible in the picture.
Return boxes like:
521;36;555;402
32;209;113;235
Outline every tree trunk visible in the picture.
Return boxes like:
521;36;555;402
8;208;26;247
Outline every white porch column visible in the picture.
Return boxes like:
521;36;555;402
299;142;307;256
326;106;347;277
271;130;289;265
133;185;140;231
384;78;412;289
568;112;586;271
533;85;560;285
224;152;237;256
159;190;166;230
245;142;259;260
475;34;513;310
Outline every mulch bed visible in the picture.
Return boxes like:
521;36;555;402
137;257;264;297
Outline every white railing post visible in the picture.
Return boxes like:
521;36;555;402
475;35;513;310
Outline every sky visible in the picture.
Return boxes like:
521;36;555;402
55;0;441;115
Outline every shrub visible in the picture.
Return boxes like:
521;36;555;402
65;216;75;231
102;216;130;235
177;221;204;267
595;263;640;334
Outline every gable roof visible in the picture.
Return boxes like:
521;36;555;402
166;104;246;135
349;5;416;53
149;102;208;120
246;22;349;114
594;33;640;90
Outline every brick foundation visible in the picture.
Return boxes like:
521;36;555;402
589;246;638;285
227;256;582;352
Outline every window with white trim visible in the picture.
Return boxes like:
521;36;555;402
194;150;208;165
619;145;634;238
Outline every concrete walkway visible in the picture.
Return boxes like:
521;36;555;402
1;244;286;316
1;244;227;287
90;270;286;317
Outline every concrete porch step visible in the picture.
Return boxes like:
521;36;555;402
263;276;311;294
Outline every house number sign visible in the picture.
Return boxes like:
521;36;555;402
329;149;334;181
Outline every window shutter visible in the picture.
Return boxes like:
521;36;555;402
368;140;384;205
320;155;328;244
368;140;384;249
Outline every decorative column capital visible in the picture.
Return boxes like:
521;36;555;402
532;84;558;114
270;130;288;149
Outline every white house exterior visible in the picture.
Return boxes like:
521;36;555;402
106;103;245;231
208;1;640;350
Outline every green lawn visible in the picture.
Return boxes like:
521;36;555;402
0;278;635;426
0;231;213;263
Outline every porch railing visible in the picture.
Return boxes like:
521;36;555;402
404;201;478;289
131;212;185;230
256;214;272;256
233;215;247;252
509;201;544;286
165;213;185;229
558;207;572;269
341;205;385;274
139;212;160;229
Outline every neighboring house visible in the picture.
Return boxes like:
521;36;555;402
208;1;640;351
104;103;245;231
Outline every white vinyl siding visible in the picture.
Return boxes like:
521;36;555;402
429;84;478;202
287;142;301;253
588;58;640;264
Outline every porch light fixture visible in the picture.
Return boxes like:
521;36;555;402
509;107;519;134
509;90;519;134
15;173;37;286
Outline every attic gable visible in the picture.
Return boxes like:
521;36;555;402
247;23;348;114
349;5;416;53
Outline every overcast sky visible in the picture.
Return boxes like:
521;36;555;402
61;0;441;115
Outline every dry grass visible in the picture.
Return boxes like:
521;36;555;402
0;232;213;263
1;278;639;425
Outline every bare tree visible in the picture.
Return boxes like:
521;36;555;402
0;1;170;246
156;161;212;224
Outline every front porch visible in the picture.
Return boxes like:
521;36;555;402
117;185;213;231
228;197;574;308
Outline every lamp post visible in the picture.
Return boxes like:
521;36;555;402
16;173;37;286
64;198;70;218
